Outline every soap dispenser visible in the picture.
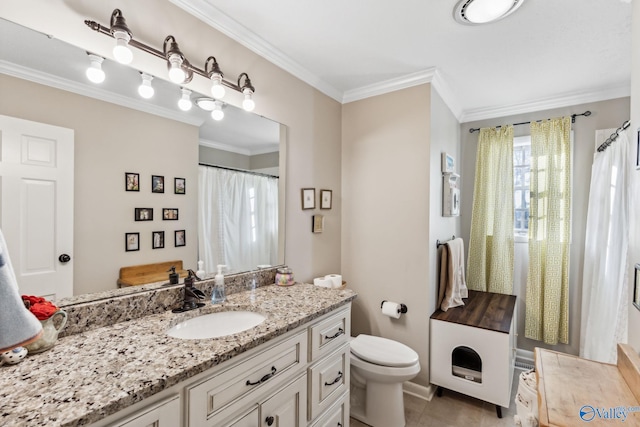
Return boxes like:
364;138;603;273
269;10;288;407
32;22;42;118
211;264;227;304
168;266;179;285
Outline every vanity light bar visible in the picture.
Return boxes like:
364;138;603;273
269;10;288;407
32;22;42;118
84;9;255;96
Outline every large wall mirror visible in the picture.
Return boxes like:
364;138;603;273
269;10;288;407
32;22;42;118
0;18;286;303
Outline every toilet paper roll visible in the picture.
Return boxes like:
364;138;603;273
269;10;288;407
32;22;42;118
381;301;402;319
324;274;342;288
314;277;333;288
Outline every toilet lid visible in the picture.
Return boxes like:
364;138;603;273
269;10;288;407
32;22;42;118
350;334;419;367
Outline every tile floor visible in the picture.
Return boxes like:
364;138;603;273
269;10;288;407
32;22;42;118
350;368;524;427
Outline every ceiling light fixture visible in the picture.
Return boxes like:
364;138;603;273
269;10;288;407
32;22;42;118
195;97;217;111
109;9;133;64
85;9;257;111
85;53;105;84
178;87;192;111
211;100;225;121
138;73;154;99
163;36;193;85
454;0;524;25
205;56;226;100
238;73;255;112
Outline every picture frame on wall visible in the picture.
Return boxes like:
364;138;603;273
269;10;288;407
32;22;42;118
312;215;324;233
125;232;139;252
125;172;139;192
320;190;332;210
174;177;186;194
301;188;316;210
152;175;165;193
134;208;153;221
175;230;186;247
442;152;455;173
152;231;164;249
163;208;179;220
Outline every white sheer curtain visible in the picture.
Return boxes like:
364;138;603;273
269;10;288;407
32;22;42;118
580;130;630;363
198;165;279;274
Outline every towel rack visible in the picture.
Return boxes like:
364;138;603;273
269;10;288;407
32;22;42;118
436;235;456;248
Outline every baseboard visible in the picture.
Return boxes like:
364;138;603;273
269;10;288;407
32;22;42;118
403;381;436;401
516;348;535;370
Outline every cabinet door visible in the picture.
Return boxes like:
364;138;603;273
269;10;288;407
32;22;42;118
226;405;259;427
111;395;181;427
260;375;307;427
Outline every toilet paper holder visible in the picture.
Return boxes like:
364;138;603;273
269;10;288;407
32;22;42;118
381;300;408;314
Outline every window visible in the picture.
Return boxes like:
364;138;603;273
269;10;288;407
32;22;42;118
513;136;531;236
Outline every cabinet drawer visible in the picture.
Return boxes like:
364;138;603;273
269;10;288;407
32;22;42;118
187;330;307;425
309;306;350;362
308;344;350;422
310;391;348;427
111;395;181;427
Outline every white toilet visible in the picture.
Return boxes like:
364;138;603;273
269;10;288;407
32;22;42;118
350;334;420;427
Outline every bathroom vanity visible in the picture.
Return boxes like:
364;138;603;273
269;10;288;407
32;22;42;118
0;283;355;427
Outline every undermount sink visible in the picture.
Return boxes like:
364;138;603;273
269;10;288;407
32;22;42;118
167;311;266;339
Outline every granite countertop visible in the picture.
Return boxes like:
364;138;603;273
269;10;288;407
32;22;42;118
1;284;356;427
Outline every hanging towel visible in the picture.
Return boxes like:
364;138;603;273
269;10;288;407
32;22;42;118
0;229;43;352
438;238;468;312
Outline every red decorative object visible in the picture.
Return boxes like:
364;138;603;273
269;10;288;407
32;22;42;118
21;295;59;320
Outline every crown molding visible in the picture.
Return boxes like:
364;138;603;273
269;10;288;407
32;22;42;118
169;0;343;102
0;61;203;127
460;84;631;123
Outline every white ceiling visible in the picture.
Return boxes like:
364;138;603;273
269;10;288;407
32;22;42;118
170;0;632;122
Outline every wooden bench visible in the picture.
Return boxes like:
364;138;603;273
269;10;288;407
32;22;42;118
117;260;187;287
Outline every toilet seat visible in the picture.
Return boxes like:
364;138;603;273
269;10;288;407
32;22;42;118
350;334;419;367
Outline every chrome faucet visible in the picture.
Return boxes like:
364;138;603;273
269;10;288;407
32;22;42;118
172;270;205;313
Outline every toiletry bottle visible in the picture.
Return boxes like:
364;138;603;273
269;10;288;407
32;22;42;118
168;266;179;285
211;264;227;304
196;260;205;278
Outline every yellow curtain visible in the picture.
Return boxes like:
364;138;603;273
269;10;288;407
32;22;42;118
525;117;571;344
467;126;514;294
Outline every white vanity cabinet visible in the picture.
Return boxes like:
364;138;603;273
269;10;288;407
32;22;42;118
93;304;351;427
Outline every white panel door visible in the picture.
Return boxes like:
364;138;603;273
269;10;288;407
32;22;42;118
0;115;74;300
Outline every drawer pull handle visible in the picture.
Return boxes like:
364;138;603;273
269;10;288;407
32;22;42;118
246;366;277;386
324;371;343;386
324;328;344;340
265;415;275;426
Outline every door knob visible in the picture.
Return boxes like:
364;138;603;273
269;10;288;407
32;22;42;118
265;416;274;426
58;254;71;263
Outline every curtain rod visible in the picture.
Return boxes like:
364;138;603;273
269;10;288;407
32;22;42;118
596;120;631;153
468;111;592;134
198;162;279;179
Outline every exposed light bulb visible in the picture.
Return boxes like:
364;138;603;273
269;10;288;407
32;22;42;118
85;54;105;84
211;101;224;121
242;89;255;112
138;73;154;99
210;74;226;99
178;88;192;111
112;30;133;64
168;54;186;84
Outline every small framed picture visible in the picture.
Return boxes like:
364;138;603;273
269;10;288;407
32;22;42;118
134;208;153;221
301;188;316;210
152;175;165;193
125;172;139;192
175;230;186;247
320;189;332;210
174;177;186;194
163;208;179;220
442;153;455;173
152;231;165;249
312;215;324;233
125;232;139;252
636;129;640;170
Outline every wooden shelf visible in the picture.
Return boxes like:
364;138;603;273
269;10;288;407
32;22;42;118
117;260;187;287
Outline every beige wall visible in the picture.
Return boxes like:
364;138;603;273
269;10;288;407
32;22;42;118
0;0;343;286
342;84;433;386
628;1;640;352
460;97;631;356
0;74;199;295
